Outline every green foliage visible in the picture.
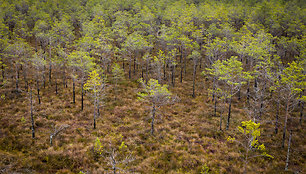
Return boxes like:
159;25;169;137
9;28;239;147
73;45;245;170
280;61;305;97
84;70;105;93
200;163;210;174
137;78;172;106
204;37;228;63
205;56;252;98
20;116;25;123
228;120;273;163
68;50;95;75
112;63;124;83
123;32;152;52
94;137;103;156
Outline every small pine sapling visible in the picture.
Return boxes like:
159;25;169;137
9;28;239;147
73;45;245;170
84;69;106;129
137;78;175;135
227;120;273;174
94;134;134;174
112;63;124;100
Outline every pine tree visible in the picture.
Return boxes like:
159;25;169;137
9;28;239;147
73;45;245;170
84;69;106;129
138;78;175;135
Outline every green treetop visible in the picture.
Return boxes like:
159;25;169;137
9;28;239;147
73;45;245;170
228;120;273;174
138;78;174;135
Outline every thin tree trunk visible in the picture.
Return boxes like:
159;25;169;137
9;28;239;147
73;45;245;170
15;64;19;91
1;64;4;81
129;57;131;79
163;62;166;80
212;77;216;102
214;97;217;118
55;79;58;95
81;81;84;111
49;61;52;85
184;54;187;75
97;102;100;117
151;104;156;135
275;99;280;134
192;63;197;98
63;67;66;88
43;73;46;89
30;87;35;138
282;99;290;148
247;81;250;107
299;91;304;126
49;38;52;85
133;56;136;75
73;78;75;104
172;65;175;87
180;64;183;83
141;64;144;79
122;58;125;70
36;78;41;104
219;110;222;130
243;148;249;174
285;130;292;171
94;93;97;129
23;66;28;91
146;60;149;83
226;90;233;130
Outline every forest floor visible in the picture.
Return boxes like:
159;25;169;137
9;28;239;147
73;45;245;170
0;66;305;174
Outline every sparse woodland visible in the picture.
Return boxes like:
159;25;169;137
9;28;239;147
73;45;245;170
0;0;305;173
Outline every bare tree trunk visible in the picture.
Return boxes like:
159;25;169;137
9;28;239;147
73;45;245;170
172;65;175;87
285;130;292;171
219;109;222;130
81;81;84;111
15;64;19;91
141;64;144;79
247;81;250;107
275;99;280;134
226;90;233;130
49;61;52;85
282;100;290;148
55;79;58;95
243;148;249;174
133;55;136;75
299;91;304;126
146;60;149;83
36;78;41;104
62;67;66;88
122;58;125;70
1;64;4;81
180;46;183;83
212;77;216;102
180;63;183;83
184;54;187;75
23;66;28;91
94;95;97;129
73;78;75;104
49;38;52;85
43;73;46;89
129;57;131;79
214;97;217;118
192;63;197;98
151;104;156;135
163;62;166;80
30;87;35;138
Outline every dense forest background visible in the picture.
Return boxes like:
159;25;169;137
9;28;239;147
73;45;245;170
0;0;305;173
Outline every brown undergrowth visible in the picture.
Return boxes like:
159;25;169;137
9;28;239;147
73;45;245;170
0;69;305;174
